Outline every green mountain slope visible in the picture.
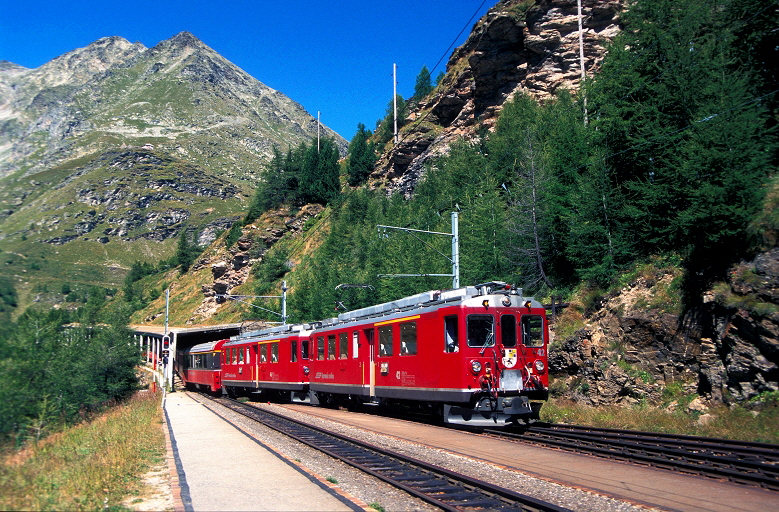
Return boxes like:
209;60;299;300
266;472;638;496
0;32;345;310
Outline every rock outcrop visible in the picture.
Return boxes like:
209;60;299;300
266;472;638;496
550;250;779;406
190;204;324;324
372;0;623;196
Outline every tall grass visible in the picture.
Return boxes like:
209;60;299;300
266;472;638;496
0;390;165;510
541;398;779;444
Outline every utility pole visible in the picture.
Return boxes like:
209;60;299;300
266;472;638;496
377;211;460;289
218;281;289;325
451;212;460;289
281;280;287;325
393;63;398;144
164;288;169;336
578;0;588;125
163;288;172;392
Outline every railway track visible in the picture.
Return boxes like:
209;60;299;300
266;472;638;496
486;423;779;491
192;393;570;512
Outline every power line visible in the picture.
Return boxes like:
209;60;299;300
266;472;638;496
430;0;489;75
287;2;495;258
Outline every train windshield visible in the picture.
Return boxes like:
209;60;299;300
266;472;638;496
501;314;517;347
521;315;545;347
301;339;310;360
467;315;495;348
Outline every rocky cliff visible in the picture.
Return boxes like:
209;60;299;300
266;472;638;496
550;249;779;407
371;0;622;196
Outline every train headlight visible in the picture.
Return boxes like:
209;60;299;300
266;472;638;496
303;366;310;375
534;360;546;373
501;296;511;307
471;360;482;374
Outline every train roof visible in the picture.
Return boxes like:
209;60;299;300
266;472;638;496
226;322;312;345
186;339;227;354
323;281;541;327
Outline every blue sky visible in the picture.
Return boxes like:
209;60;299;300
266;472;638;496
1;1;493;139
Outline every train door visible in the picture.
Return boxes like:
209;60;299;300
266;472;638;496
499;314;518;370
252;344;258;386
364;328;375;397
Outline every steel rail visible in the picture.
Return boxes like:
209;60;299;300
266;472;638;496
194;394;570;511
487;423;779;491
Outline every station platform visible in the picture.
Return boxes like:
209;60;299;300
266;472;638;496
162;392;366;511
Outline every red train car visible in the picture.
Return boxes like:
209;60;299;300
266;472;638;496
308;282;549;427
179;339;227;393
221;324;312;402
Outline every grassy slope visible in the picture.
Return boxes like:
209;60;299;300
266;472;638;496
0;391;166;511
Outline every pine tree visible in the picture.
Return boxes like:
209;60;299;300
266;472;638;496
376;95;408;146
412;65;433;103
245;146;285;221
347;123;376;186
175;227;200;274
588;0;776;296
299;138;341;205
487;94;561;291
435;71;445;88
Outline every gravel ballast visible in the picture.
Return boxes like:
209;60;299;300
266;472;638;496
199;398;652;512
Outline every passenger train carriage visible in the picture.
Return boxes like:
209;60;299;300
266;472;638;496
308;281;548;427
179;339;226;393
220;324;313;402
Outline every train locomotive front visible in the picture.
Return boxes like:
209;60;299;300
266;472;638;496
308;282;549;427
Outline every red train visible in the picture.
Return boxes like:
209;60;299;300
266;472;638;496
179;339;227;393
221;324;313;403
178;282;549;427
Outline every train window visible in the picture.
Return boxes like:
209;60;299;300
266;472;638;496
400;321;417;355
378;325;393;356
213;352;220;369
302;339;310;360
444;316;459;353
521;315;544;347
232;348;238;364
352;332;359;359
467;315;495;348
317;336;324;360
328;335;336;360
291;341;298;362
239;348;245;364
339;333;348;359
271;343;279;363
501;315;517;348
260;344;268;363
246;347;251;363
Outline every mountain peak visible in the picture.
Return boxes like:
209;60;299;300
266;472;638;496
21;36;145;90
169;31;202;47
150;31;208;54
